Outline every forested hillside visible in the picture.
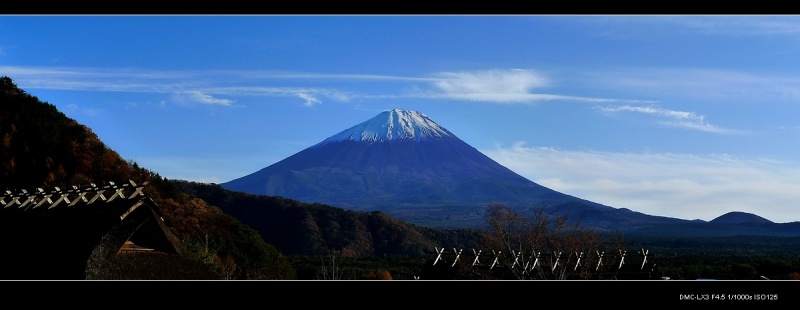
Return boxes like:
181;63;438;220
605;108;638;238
173;180;485;256
0;76;295;279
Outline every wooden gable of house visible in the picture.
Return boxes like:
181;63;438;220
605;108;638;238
0;180;218;280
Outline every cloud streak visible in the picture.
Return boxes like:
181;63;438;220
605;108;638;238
7;65;778;116
433;69;549;95
483;142;800;223
184;91;235;106
1;66;350;107
598;105;744;134
424;69;654;104
574;16;800;38
64;103;103;117
655;16;800;36
2;65;656;106
584;67;800;104
296;92;321;107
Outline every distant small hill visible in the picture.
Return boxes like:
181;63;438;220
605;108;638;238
710;212;774;225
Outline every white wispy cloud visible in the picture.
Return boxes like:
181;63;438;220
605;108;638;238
297;92;321;107
424;92;642;103
574;16;800;38
3;65;652;106
598;105;744;134
1;66;351;107
656;15;800;36
584;67;800;103
482;142;800;223
63;103;103;117
205;86;352;102
434;69;549;95
425;69;653;104
235;71;436;82
14;65;747;116
183;91;235;106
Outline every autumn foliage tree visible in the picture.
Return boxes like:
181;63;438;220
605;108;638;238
365;269;393;280
0;75;140;190
477;203;626;280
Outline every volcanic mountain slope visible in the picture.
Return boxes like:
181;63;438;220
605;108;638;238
222;108;687;229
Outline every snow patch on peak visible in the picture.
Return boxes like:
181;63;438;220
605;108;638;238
318;108;454;144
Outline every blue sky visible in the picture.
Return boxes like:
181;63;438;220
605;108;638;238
3;15;800;223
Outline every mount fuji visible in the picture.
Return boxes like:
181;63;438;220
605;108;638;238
221;108;686;229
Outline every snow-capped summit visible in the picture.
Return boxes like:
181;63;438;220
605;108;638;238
222;107;664;229
223;106;583;221
318;108;453;145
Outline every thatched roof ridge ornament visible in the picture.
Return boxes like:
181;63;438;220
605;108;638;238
0;179;219;280
0;180;149;211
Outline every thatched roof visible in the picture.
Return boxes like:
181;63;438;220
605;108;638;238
0;181;219;280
